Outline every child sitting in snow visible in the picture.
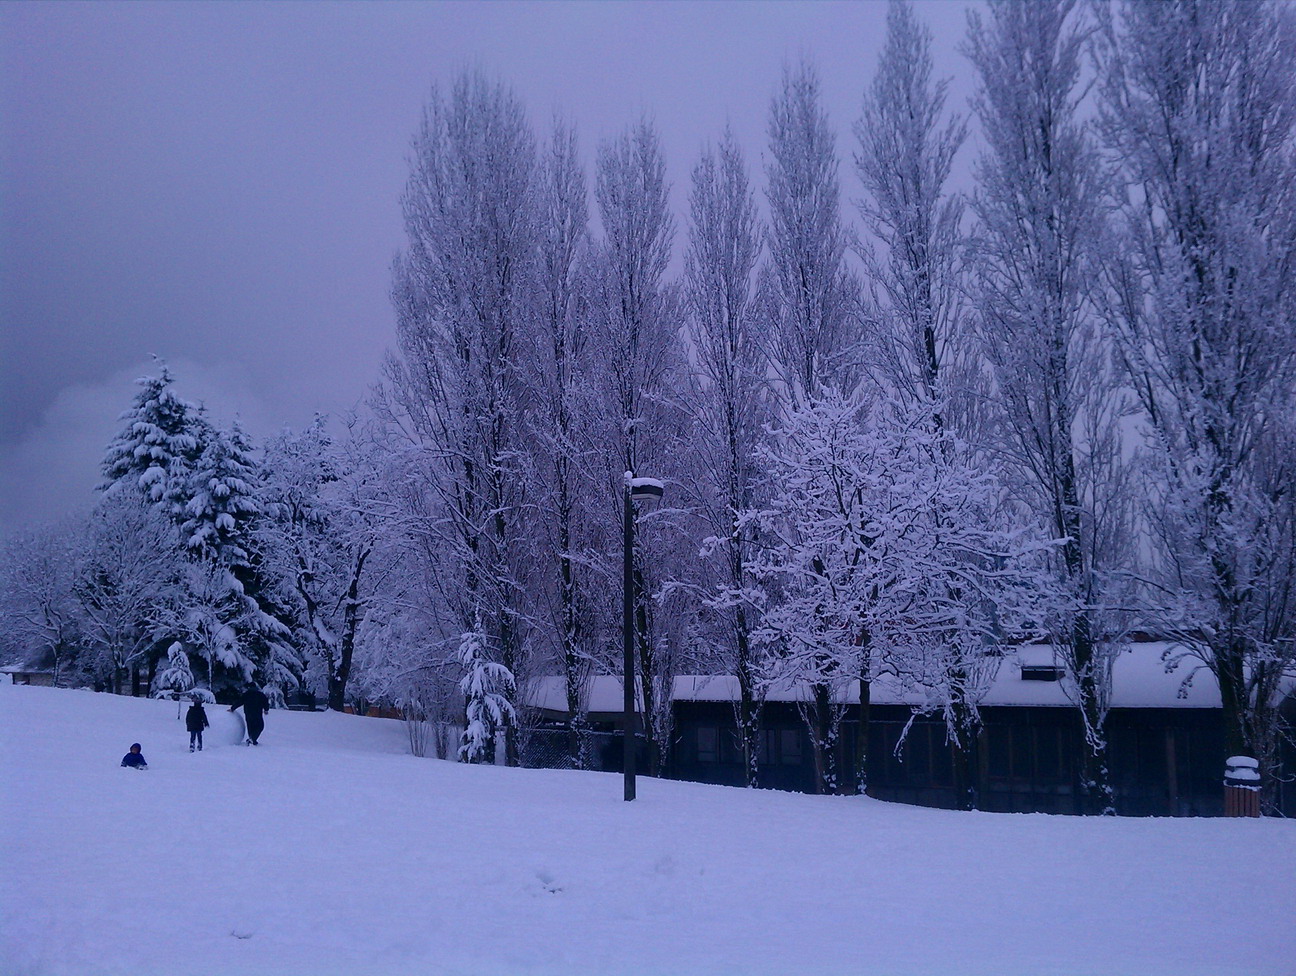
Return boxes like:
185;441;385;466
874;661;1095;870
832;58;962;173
120;743;149;769
186;699;210;752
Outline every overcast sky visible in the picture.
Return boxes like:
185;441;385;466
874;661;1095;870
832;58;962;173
0;0;975;533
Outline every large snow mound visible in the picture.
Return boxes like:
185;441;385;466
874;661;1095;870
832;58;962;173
1;682;1292;976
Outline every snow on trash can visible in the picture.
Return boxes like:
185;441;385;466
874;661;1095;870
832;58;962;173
1223;756;1261;817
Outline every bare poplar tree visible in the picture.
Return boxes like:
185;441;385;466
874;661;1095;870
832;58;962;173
763;59;861;793
528;117;598;764
590;118;685;775
1096;0;1296;803
857;0;999;808
683;127;768;786
386;69;538;765
765;59;862;408
855;0;968;416
967;0;1133;814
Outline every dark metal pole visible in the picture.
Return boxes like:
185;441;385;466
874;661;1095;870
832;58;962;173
623;481;636;801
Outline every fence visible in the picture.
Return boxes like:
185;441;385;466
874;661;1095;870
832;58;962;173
519;727;629;772
343;708;633;771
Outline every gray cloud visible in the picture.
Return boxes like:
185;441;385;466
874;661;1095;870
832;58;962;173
1;0;974;530
0;357;322;534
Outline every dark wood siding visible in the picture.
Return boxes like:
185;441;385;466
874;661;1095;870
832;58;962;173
665;701;1249;816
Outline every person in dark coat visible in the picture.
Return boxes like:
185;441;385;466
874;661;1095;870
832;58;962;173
121;743;148;769
185;699;210;752
230;684;270;745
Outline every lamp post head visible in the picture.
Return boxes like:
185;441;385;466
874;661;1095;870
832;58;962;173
628;476;665;507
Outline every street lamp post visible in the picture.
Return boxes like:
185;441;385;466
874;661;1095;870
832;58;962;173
623;473;664;802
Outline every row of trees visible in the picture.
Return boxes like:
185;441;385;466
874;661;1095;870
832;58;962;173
377;0;1296;806
4;0;1293;808
0;372;400;712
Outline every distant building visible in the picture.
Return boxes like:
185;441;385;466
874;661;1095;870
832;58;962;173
525;641;1296;817
0;666;56;687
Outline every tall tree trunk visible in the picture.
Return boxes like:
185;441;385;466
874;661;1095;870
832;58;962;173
731;505;760;787
1216;643;1250;760
327;548;369;713
500;613;518;768
856;674;872;796
735;612;760;788
559;474;587;767
807;681;839;794
635;567;659;777
949;689;980;812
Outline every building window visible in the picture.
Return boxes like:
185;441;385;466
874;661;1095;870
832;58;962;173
697;726;718;763
1021;665;1063;681
780;729;802;765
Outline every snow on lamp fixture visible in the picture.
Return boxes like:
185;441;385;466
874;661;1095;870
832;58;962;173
628;477;664;505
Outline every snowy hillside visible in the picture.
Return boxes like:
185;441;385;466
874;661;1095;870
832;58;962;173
1;683;1293;976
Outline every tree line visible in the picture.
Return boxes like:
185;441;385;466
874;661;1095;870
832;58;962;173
3;0;1293;810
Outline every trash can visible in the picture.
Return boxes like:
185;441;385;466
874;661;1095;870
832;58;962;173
1223;756;1261;817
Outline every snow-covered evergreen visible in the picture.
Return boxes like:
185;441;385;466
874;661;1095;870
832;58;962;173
101;365;209;523
151;640;214;715
181;421;260;568
152;641;195;699
458;626;516;764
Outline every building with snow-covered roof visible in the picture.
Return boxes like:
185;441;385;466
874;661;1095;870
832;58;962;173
0;665;56;687
522;640;1296;817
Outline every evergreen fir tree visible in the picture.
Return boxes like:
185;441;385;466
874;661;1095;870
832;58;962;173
152;641;203;717
182;421;260;569
154;641;195;696
101;365;209;523
181;422;302;696
458;625;515;764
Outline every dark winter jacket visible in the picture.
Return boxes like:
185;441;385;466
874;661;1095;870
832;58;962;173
121;751;148;768
185;703;210;732
233;687;270;719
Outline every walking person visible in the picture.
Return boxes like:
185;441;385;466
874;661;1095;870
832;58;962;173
186;697;210;752
230;684;271;745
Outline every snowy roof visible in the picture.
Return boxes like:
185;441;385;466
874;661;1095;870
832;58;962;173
524;642;1233;714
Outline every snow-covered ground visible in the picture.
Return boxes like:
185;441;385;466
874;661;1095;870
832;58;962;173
1;683;1292;976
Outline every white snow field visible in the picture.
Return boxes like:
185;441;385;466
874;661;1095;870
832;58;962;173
2;683;1293;976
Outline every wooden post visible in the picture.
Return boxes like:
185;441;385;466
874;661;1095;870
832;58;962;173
1165;729;1178;817
1224;756;1261;817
